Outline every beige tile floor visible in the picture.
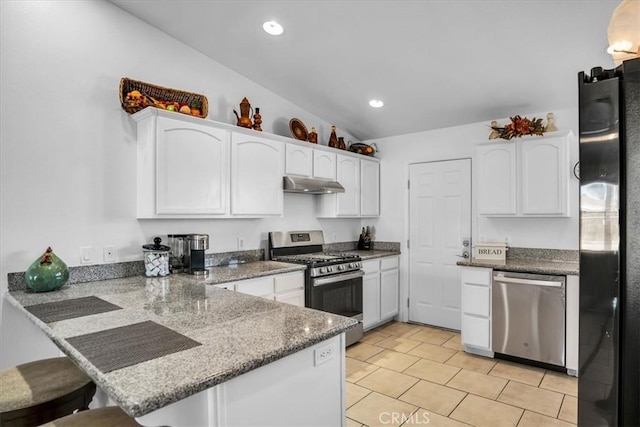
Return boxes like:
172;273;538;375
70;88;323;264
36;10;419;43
346;321;577;427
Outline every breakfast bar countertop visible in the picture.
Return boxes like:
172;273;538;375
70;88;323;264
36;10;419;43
5;270;356;418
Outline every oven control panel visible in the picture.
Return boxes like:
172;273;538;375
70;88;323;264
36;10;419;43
309;261;363;277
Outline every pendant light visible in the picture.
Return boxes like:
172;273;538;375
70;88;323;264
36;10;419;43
607;0;640;65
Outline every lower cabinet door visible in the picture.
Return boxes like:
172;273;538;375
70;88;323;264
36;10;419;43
274;290;304;307
461;314;490;350
363;273;381;329
380;269;399;320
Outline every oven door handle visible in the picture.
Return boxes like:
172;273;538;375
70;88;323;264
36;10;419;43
313;270;365;287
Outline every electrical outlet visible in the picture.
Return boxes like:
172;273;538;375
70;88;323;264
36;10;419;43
80;246;93;264
314;343;335;366
237;237;245;250
103;245;116;263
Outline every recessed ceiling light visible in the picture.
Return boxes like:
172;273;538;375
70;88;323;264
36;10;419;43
369;99;384;108
263;21;284;36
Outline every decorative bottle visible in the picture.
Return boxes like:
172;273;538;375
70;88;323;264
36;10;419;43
308;127;318;144
328;126;338;148
253;107;262;131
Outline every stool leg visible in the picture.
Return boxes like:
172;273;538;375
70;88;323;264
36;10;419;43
79;383;97;411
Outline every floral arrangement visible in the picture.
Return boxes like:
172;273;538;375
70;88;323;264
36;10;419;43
489;115;546;140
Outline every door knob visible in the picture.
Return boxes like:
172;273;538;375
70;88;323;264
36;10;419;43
456;252;469;259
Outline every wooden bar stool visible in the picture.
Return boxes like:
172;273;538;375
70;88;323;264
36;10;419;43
0;357;96;427
41;406;142;426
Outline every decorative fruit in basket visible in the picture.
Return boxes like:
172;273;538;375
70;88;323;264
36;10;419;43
348;143;376;156
124;88;204;118
189;99;203;117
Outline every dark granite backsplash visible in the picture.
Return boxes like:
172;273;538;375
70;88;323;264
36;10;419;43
507;247;578;262
7;243;404;291
324;241;401;252
8;250;265;291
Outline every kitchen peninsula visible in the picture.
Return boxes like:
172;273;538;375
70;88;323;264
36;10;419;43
6;267;357;426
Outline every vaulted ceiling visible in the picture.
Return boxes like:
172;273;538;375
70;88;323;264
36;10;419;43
111;0;618;140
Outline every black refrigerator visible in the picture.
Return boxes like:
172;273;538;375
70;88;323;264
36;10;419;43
578;57;640;427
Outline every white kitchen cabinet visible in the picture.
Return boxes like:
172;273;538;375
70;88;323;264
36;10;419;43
519;136;569;216
360;159;380;217
235;276;274;298
313;150;337;180
133;108;230;218
233;271;304;307
336;154;361;215
380;266;399;320
476;130;572;217
362;263;381;330
285;144;313;177
460;267;494;357
231;133;284;215
285;143;338;182
476;143;517;216
317;154;380;218
363;256;399;331
566;274;579;376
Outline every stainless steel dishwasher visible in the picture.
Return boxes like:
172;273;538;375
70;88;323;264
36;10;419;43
492;271;566;367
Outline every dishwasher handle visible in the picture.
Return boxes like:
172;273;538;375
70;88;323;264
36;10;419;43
494;276;564;288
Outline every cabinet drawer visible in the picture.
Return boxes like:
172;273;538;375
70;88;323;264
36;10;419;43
462;283;491;317
235;276;274;296
274;289;305;307
274;272;304;293
380;256;399;270
462;314;490;349
461;267;492;286
361;260;380;275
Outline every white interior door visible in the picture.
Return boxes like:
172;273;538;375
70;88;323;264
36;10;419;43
409;159;471;330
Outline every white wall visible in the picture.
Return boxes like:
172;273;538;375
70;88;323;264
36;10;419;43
365;108;579;321
0;0;360;368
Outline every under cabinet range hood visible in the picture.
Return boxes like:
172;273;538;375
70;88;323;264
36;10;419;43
283;176;345;194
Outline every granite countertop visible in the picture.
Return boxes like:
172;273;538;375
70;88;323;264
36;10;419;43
203;260;306;284
345;249;401;260
6;272;356;418
457;258;579;276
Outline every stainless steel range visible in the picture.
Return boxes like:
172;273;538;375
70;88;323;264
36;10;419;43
269;230;363;346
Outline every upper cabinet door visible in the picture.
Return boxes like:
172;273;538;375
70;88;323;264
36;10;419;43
360;159;380;216
313;150;337;180
285;144;313;177
519;135;569;216
231;134;284;215
156;117;230;215
336;155;361;216
476;143;517;216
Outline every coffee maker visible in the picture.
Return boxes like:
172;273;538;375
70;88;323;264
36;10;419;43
168;234;209;277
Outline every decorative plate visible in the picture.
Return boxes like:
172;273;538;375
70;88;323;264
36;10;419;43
289;118;308;141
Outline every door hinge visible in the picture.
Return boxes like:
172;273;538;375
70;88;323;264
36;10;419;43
407;298;410;308
407;239;410;249
408;180;410;190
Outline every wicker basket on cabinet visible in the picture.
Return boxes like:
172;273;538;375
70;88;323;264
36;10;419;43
119;77;209;118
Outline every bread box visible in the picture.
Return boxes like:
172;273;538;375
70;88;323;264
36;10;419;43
474;242;508;261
